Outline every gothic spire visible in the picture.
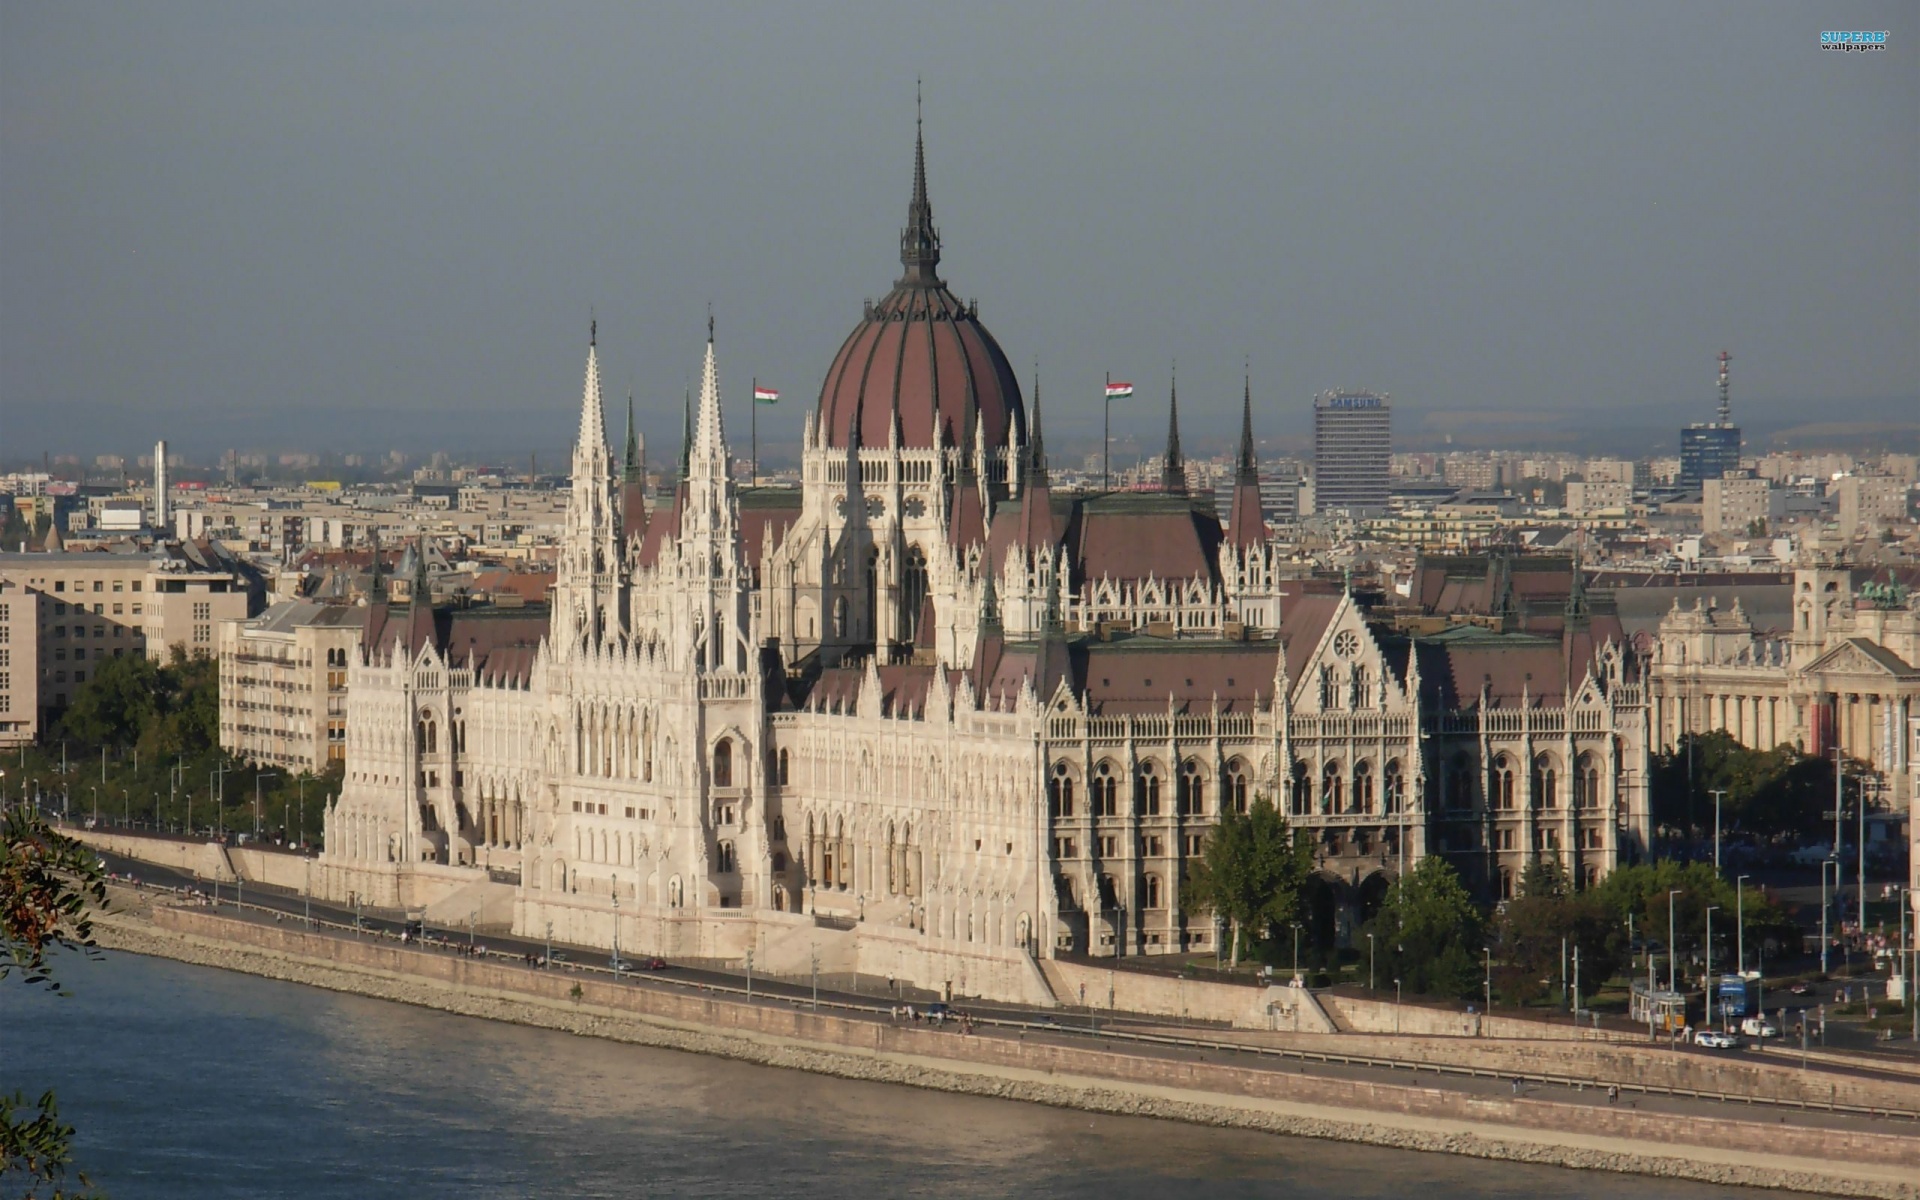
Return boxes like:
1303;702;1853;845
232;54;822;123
679;387;692;482
1236;369;1257;483
367;527;384;600
692;318;727;467
410;534;431;605
623;390;641;485
576;321;608;456
1161;364;1186;494
898;85;942;286
1227;369;1265;548
1024;365;1048;485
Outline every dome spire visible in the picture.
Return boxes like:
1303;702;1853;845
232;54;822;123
1228;367;1266;548
1161;362;1186;494
899;82;942;286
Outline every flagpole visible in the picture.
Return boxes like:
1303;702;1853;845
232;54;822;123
1103;371;1111;490
751;376;758;486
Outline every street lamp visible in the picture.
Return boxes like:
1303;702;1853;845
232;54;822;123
1736;874;1749;976
1291;922;1302;982
1710;788;1725;870
1394;979;1402;1033
1704;905;1720;1026
254;772;279;838
1821;859;1840;976
1668;889;1682;994
1484;946;1492;1014
1367;932;1376;991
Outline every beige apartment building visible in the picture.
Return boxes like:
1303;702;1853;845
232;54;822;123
1703;472;1777;535
0;576;39;747
0;545;260;729
218;600;368;774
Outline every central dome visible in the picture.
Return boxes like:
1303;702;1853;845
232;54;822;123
817;125;1025;453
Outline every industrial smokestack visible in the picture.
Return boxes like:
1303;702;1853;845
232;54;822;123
154;439;170;533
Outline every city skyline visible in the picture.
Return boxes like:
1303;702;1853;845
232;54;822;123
3;4;1914;462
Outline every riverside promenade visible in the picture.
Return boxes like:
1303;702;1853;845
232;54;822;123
92;884;1919;1199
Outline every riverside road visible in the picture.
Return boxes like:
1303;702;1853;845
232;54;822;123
96;849;1919;1142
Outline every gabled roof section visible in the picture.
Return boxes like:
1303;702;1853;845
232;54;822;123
1069;492;1221;586
1802;637;1919;679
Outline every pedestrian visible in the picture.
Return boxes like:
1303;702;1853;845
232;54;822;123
1607;1084;1618;1105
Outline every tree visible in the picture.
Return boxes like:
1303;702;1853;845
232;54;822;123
56;654;163;749
1362;855;1485;999
1649;732;1839;845
1;807;109;1198
1493;859;1625;1006
1183;794;1313;967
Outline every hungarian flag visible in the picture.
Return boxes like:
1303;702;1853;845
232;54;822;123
1105;381;1134;400
753;386;780;405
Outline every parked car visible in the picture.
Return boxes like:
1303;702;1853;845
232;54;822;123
641;957;669;970
1740;1016;1780;1038
1695;1029;1741;1049
608;958;632;974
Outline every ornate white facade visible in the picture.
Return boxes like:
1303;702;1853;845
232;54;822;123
319;134;1654;1001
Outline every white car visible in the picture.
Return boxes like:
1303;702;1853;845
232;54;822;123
1695;1029;1740;1049
1740;1017;1779;1038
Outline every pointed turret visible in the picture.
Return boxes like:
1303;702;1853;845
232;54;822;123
679;388;693;482
405;534;436;653
620;390;647;541
691;324;727;473
623;391;641;485
1161;365;1186;494
898;86;942;286
577;320;609;457
1014;369;1053;551
366;528;385;600
1228;372;1265;548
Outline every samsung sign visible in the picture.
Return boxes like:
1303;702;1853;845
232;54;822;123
1324;395;1383;410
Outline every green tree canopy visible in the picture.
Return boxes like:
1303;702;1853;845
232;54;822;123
1361;855;1485;999
1493;859;1625;1006
1182;794;1313;966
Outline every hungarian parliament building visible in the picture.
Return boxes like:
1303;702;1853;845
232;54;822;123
319;129;1653;1002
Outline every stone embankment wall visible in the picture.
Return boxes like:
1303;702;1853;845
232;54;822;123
1041;959;1339;1032
1141;1027;1920;1113
90;900;1919;1200
1320;992;1638;1042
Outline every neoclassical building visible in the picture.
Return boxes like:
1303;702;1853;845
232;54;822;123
1646;555;1919;802
319;128;1653;1000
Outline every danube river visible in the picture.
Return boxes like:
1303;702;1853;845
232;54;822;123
4;953;1758;1199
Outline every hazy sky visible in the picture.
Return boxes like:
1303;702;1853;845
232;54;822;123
3;2;1914;465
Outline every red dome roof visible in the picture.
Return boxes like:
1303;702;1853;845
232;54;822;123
816;125;1025;453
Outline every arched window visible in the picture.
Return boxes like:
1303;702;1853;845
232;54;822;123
1088;760;1117;817
1493;755;1516;810
1049;761;1077;819
1575;752;1600;809
1352;760;1374;815
1177;759;1205;817
1532;753;1557;809
776;748;790;787
417;710;437;754
1226;759;1250;814
1383;760;1404;815
713;737;733;788
1291;760;1311;816
902;547;928;643
1319;666;1337;709
1499;868;1515;901
1144;874;1163;910
1132;761;1161;817
1321;761;1343;814
717;842;736;873
1447;753;1474;811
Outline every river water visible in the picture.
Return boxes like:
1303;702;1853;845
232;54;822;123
2;952;1757;1199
